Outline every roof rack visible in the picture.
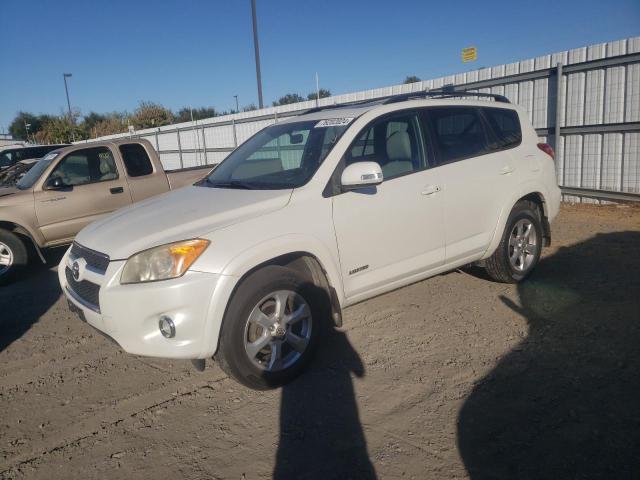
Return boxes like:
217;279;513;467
382;85;510;104
302;85;510;115
303;97;387;115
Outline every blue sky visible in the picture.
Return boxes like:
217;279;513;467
0;0;638;130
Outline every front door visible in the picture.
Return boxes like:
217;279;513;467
331;111;445;299
35;146;132;244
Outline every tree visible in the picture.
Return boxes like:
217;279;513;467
82;112;107;131
9;112;48;141
130;101;174;129
242;104;258;112
34;116;87;144
307;88;332;101
174;107;217;123
403;75;421;84
272;93;305;106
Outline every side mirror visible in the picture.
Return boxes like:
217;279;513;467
340;161;383;191
45;176;67;190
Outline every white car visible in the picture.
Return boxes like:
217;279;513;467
59;90;561;389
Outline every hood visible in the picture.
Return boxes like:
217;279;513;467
0;187;31;206
0;187;18;197
76;185;292;259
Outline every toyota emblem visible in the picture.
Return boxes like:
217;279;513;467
72;261;80;281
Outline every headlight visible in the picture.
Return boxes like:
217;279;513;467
121;239;210;284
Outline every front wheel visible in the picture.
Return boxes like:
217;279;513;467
0;230;28;286
484;200;543;283
215;265;324;390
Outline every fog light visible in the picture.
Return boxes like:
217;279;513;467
159;316;176;338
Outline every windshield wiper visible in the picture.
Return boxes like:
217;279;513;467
205;179;256;189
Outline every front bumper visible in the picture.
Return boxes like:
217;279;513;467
58;247;234;359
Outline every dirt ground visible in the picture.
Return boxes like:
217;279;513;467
1;204;639;480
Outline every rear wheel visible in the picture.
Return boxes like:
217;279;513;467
0;230;28;286
215;265;324;390
485;200;543;283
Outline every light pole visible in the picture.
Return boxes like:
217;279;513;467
233;95;239;112
250;0;264;109
24;122;31;143
63;73;73;121
63;73;75;141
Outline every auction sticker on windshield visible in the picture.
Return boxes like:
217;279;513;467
315;118;353;128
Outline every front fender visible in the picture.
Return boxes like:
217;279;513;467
196;233;344;359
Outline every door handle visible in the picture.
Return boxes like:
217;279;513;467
421;185;441;195
110;187;124;194
499;166;515;175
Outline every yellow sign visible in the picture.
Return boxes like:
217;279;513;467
462;47;477;63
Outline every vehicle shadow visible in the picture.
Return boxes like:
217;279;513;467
457;231;640;479
273;328;377;480
0;248;65;352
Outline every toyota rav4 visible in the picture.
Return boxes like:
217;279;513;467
59;90;561;390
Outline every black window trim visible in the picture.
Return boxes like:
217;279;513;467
422;105;522;167
323;107;431;198
45;146;120;189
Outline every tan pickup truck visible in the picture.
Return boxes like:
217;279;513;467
0;138;213;284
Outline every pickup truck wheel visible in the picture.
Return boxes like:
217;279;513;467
484;200;543;283
0;230;28;286
215;265;323;390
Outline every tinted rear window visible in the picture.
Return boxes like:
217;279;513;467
426;107;489;163
119;143;153;177
483;108;522;150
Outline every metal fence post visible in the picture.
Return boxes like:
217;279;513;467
554;62;563;156
154;129;160;152
201;126;208;165
232;118;238;148
176;129;183;168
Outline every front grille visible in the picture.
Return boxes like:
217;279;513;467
65;267;100;311
70;242;109;273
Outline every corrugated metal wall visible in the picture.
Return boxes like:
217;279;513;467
85;36;640;201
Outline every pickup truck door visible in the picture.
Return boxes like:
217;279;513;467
34;146;132;244
331;111;445;300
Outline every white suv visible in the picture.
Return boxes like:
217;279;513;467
59;90;561;389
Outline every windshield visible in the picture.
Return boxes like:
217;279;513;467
0;162;36;187
16;155;56;190
200;119;351;190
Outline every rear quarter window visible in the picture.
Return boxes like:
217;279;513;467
425;107;490;163
482;108;522;150
119;143;154;177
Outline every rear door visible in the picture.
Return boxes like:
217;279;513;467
421;106;521;264
331;111;445;299
34;146;132;243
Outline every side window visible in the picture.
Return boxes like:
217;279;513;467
119;143;154;177
483;108;522;150
49;147;118;186
0;151;13;168
345;113;426;180
426;107;489;163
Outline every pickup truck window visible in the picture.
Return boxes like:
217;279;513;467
202;120;349;189
119;143;154;177
49;147;119;187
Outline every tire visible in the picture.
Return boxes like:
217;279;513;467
485;200;543;283
0;229;28;286
215;265;327;390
